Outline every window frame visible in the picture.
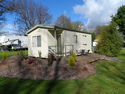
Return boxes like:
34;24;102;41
37;35;41;47
32;35;41;47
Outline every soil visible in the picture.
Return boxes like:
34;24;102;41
0;54;121;80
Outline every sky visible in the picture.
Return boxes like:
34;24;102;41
1;0;125;33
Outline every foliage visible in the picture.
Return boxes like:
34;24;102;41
55;14;86;31
92;32;96;41
112;5;125;37
17;51;28;59
2;52;8;59
68;56;75;66
68;51;76;66
94;25;106;35
96;23;123;56
0;0;14;22
70;51;77;61
12;0;51;33
0;50;28;59
56;14;72;29
38;51;42;58
71;21;86;31
48;54;56;66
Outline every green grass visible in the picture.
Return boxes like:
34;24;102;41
0;50;28;59
0;49;125;94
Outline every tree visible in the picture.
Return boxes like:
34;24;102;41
13;0;51;33
94;26;106;35
56;14;85;31
92;32;96;41
112;5;125;38
96;23;123;57
0;0;14;23
0;0;15;35
55;14;72;29
71;21;85;31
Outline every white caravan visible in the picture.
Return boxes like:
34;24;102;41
0;35;28;50
27;25;92;58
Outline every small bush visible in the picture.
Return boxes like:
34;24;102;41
68;56;75;66
2;52;8;59
0;50;28;60
70;51;77;61
38;51;42;58
48;54;56;66
17;51;27;59
72;52;76;61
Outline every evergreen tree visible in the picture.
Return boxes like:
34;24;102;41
112;5;125;38
92;32;96;41
96;23;123;57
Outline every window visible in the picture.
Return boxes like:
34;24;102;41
74;35;78;43
32;35;41;47
83;35;87;37
37;36;41;47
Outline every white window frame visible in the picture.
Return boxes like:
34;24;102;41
37;35;41;47
32;35;41;47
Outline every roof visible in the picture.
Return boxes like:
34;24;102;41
26;24;92;35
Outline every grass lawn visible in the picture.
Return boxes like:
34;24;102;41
0;49;125;94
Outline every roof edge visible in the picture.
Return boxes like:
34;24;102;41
26;24;92;35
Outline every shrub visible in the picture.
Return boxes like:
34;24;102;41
72;53;76;62
68;56;75;66
48;54;56;66
2;52;8;59
38;51;42;58
96;23;123;57
70;51;77;61
17;51;27;59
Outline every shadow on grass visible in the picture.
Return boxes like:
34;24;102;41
0;78;42;94
0;78;84;94
0;79;69;94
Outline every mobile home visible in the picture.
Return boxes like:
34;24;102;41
27;25;92;58
0;35;28;50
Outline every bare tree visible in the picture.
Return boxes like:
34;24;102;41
13;0;52;33
0;0;14;23
55;15;86;31
0;0;15;35
72;21;85;31
55;14;72;29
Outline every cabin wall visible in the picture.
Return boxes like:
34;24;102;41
61;30;92;54
28;28;57;58
28;28;48;58
48;30;57;47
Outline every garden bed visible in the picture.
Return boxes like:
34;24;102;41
0;53;120;80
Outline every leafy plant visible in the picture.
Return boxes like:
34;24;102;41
70;51;76;61
17;51;27;59
68;56;75;66
96;23;123;57
38;51;42;58
2;52;8;59
112;5;125;38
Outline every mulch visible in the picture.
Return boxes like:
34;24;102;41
0;54;121;80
